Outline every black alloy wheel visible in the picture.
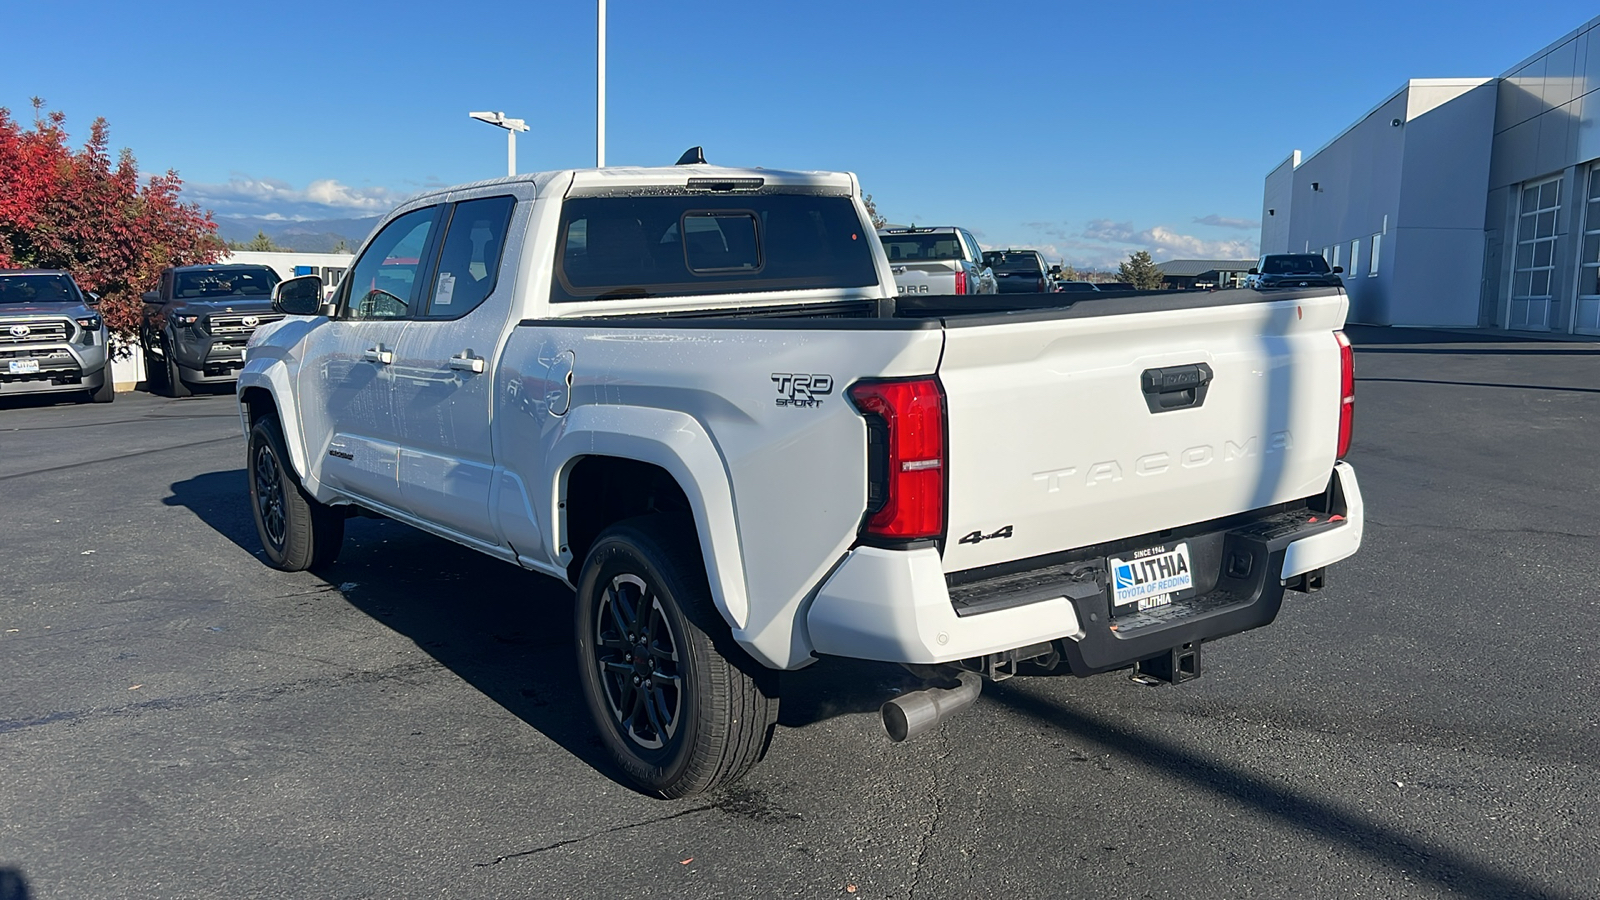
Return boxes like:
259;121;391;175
254;438;288;552
246;415;343;572
594;572;685;751
574;516;779;798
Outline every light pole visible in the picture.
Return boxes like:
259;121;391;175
597;0;606;167
468;111;530;177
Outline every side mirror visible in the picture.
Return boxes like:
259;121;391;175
1049;265;1062;275
1332;266;1344;274
141;290;161;303
1248;267;1259;275
85;291;101;307
273;275;325;316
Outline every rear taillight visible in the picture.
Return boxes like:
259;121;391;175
954;270;967;295
1335;330;1354;458
1037;277;1046;292
849;378;946;542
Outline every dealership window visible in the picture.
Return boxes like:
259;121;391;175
1332;244;1342;269
1349;239;1361;276
1509;176;1562;330
1575;169;1600;335
1369;234;1380;276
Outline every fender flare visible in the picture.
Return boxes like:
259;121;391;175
548;404;750;632
236;355;321;496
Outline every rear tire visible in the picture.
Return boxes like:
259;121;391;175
248;415;343;571
575;516;779;798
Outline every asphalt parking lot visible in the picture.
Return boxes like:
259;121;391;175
2;328;1597;900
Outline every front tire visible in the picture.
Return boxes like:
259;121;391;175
89;366;115;404
247;415;343;571
575;517;779;798
163;342;192;398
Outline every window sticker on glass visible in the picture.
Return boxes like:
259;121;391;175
434;272;456;306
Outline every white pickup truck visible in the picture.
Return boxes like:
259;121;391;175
239;163;1363;798
877;226;997;296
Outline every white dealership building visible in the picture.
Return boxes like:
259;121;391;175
1261;14;1600;334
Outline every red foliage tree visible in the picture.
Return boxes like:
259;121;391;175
0;99;222;348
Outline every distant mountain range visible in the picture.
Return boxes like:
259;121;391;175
214;216;381;253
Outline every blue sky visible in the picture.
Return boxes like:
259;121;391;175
4;0;1595;268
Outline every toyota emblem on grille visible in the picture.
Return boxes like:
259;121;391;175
8;325;29;338
241;316;260;328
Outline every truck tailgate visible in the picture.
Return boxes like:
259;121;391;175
936;291;1347;573
891;261;958;294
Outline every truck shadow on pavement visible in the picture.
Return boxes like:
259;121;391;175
987;681;1562;900
0;868;30;900
167;471;918;789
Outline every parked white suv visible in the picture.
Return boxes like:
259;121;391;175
240;163;1364;797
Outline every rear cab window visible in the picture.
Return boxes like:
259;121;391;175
1261;254;1332;275
878;232;965;262
989;252;1044;274
552;193;877;302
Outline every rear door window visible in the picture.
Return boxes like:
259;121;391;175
553;193;876;302
421;196;516;318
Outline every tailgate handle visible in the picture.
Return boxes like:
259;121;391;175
1140;363;1213;413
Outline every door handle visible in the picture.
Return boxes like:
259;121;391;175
362;345;393;365
449;352;485;374
1140;363;1213;413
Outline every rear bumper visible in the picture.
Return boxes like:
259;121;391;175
806;463;1363;668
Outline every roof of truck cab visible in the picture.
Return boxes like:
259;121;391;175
402;165;857;206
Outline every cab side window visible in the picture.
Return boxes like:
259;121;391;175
342;206;440;319
421;196;516;318
961;231;983;264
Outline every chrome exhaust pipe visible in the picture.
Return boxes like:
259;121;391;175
881;671;982;742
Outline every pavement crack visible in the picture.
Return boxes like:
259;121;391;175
473;805;716;867
907;728;952;900
0;660;446;735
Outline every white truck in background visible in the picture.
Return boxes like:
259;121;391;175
239;162;1364;798
877;226;997;296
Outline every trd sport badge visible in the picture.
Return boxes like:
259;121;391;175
772;373;833;409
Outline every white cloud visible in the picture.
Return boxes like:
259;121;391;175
1007;219;1257;270
185;176;407;220
1194;214;1260;230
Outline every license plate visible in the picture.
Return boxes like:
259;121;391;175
1109;542;1193;613
8;359;40;375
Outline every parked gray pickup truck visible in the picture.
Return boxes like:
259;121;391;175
141;264;284;397
0;269;114;404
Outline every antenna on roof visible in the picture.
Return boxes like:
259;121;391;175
675;146;707;165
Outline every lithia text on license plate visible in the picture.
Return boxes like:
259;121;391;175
1108;542;1194;612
